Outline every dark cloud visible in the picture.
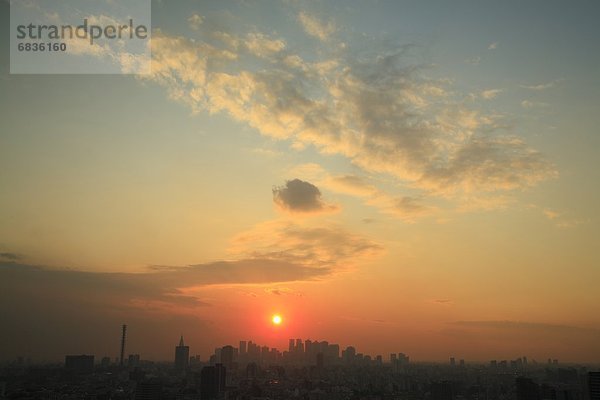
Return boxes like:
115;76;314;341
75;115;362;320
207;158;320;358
0;259;331;362
0;252;20;261
272;179;337;213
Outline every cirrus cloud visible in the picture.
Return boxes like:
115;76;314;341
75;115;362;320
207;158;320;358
143;16;556;208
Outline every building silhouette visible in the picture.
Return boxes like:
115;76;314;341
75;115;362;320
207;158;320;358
120;324;127;367
174;335;189;371
200;364;226;399
590;372;600;400
221;345;234;370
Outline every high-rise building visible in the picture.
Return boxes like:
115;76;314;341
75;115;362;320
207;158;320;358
239;340;247;355
295;338;304;353
221;345;234;370
201;364;226;400
120;324;127;367
590;372;600;400
174;335;190;371
343;346;356;364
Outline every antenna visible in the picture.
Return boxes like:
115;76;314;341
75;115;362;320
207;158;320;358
120;324;127;367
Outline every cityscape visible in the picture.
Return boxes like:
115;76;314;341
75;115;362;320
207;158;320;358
2;0;600;399
1;324;599;399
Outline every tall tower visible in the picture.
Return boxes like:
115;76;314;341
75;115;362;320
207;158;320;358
120;324;127;367
175;335;190;371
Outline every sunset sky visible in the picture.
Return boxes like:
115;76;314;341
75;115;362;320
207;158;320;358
1;0;599;363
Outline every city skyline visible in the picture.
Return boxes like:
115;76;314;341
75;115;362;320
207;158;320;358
1;0;600;364
6;325;594;367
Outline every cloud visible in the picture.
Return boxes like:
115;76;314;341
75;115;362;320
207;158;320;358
144;22;555;207
0;252;20;261
543;208;559;220
0;259;328;306
0;258;329;362
432;299;453;305
393;196;429;217
230;220;383;269
480;89;502;99
273;179;338;214
326;175;435;221
264;287;300;296
520;79;563;91
488;42;498;50
244;32;286;57
521;100;549;108
326;175;378;198
188;14;204;30
297;11;336;41
465;56;481;65
541;208;586;228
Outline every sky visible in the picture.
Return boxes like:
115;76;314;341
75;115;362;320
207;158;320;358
1;0;599;363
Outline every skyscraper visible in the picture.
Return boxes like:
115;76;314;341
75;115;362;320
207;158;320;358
174;335;189;371
201;364;226;400
590;372;600;400
221;345;234;370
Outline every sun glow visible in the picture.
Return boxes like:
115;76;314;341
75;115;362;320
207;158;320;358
272;314;282;325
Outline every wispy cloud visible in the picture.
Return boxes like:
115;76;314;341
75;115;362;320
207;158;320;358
187;13;204;30
0;252;21;261
326;174;435;222
521;100;549;108
143;18;555;210
480;89;502;99
465;56;481;65
520;79;564;91
297;11;336;41
230;220;383;269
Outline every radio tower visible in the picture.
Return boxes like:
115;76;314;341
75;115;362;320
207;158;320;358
120;324;127;367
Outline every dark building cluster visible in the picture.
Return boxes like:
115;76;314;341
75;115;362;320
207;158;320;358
0;328;599;400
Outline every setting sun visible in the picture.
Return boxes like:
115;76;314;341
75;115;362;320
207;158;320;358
272;315;282;325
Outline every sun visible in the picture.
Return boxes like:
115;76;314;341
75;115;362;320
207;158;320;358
272;314;282;325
